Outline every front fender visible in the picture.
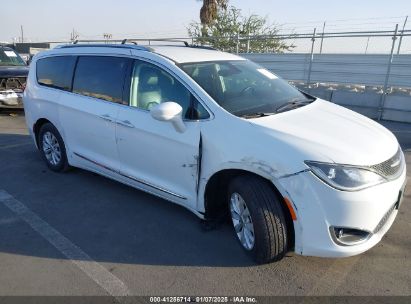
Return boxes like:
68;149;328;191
197;159;293;213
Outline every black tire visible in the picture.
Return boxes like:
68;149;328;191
227;175;288;264
38;123;70;172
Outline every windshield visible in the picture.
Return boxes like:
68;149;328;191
180;60;313;117
0;49;26;66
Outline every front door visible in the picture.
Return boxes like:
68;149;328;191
116;59;208;208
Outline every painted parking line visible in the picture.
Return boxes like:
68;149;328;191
0;190;130;297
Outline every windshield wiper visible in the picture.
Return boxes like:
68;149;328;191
236;97;315;119
274;98;315;113
238;112;275;119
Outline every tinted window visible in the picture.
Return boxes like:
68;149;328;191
129;60;209;119
37;56;76;91
73;56;131;104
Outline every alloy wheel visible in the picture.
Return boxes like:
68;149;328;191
42;131;62;166
230;192;255;250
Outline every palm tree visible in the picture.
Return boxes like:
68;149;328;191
199;0;228;25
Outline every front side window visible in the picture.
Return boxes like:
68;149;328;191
0;48;26;66
37;56;76;91
73;56;131;104
180;60;314;118
129;60;209;120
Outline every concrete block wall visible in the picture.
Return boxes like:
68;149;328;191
242;53;411;123
297;86;411;122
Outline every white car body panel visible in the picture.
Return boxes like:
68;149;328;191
249;99;398;166
279;167;406;257
149;46;245;64
23;45;407;258
59;93;120;175
116;106;200;206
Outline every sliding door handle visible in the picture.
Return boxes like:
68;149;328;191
99;114;115;122
117;120;135;128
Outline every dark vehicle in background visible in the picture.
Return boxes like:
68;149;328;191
0;47;28;108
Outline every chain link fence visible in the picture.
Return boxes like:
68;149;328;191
8;27;411;122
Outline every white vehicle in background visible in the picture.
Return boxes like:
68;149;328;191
23;42;407;264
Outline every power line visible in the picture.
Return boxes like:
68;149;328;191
278;15;406;26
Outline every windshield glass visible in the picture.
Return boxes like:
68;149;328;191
0;49;26;66
180;60;313;117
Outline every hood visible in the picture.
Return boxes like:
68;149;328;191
249;99;399;166
0;66;29;78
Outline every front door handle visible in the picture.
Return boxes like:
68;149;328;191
116;120;135;128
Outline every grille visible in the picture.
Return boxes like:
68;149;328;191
373;202;397;234
0;77;27;92
370;148;403;179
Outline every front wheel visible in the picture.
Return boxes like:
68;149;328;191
228;175;289;264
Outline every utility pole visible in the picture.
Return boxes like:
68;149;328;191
70;29;79;42
396;15;408;54
319;21;326;54
365;36;370;54
307;28;316;87
236;32;239;54
20;25;24;43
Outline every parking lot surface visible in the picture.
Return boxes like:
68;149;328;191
0;111;410;296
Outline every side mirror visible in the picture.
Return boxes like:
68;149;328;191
150;102;186;133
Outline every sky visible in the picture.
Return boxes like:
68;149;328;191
2;0;411;53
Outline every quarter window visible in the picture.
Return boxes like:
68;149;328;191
37;56;76;91
129;60;209;120
73;56;131;104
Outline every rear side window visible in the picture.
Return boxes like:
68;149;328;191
37;56;76;91
73;56;131;104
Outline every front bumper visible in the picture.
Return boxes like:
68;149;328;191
278;165;407;257
0;90;24;108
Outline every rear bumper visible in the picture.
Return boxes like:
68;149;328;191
278;165;407;258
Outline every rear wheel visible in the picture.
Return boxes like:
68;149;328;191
38;123;70;172
227;175;288;264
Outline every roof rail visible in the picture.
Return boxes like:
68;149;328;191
124;38;189;46
55;39;218;52
56;43;152;52
56;38;191;49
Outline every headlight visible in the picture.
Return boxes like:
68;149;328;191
305;161;386;191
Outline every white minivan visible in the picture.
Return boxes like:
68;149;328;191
23;43;407;264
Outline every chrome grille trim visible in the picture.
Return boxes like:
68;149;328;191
369;148;404;180
373;202;397;234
